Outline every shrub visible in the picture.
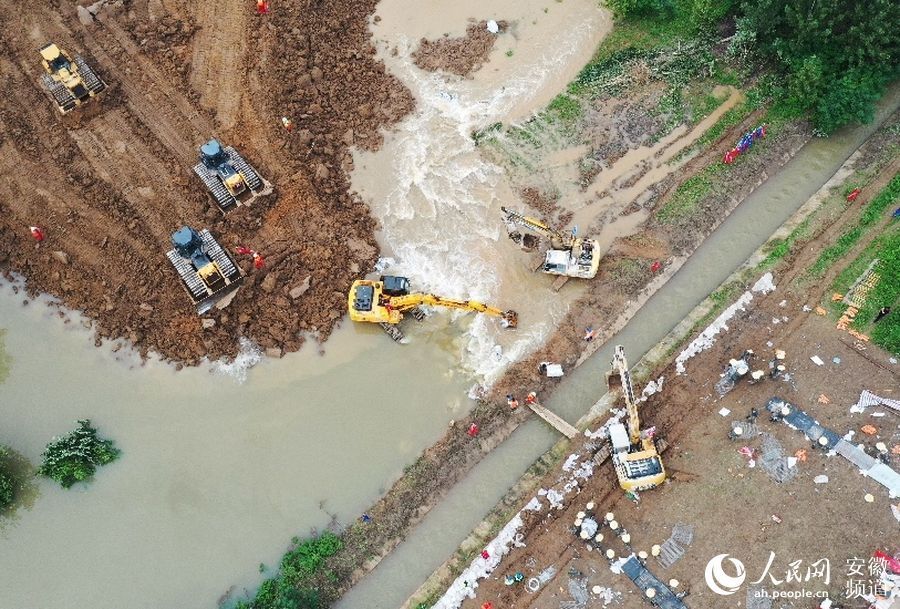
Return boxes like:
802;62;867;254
0;447;14;509
38;420;120;488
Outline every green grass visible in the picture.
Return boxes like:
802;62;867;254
546;93;582;124
808;173;900;277
760;216;813;268
656;172;714;223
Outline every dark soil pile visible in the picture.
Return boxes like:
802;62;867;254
412;20;508;77
0;0;414;364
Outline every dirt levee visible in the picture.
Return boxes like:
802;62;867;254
412;20;508;77
0;0;413;364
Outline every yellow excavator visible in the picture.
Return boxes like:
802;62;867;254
605;345;666;492
348;275;518;341
39;43;106;113
501;206;601;284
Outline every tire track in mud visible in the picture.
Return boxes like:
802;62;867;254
189;0;247;131
67;107;203;241
83;16;213;163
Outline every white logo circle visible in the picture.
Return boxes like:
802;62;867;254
705;554;746;595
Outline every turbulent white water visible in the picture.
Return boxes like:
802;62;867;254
354;11;605;386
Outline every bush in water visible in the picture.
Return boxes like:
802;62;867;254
0;446;14;509
38;420;120;488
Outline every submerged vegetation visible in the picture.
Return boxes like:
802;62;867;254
237;531;343;609
0;447;15;510
38;420;120;488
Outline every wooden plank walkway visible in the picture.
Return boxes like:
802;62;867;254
528;401;579;438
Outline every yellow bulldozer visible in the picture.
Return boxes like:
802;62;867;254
38;43;106;113
605;345;666;492
348;275;518;341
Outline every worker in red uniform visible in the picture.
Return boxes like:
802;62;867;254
256;0;269;14
30;226;45;242
235;246;253;256
252;252;265;269
846;188;861;202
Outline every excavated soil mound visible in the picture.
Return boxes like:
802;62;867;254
0;0;413;365
412;20;508;77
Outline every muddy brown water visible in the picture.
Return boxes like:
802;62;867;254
336;87;900;609
0;2;610;607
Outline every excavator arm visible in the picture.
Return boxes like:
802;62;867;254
389;293;518;327
501;206;574;249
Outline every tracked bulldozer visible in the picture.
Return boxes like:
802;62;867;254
166;226;243;315
193;139;268;212
38;43;106;114
348;275;518;342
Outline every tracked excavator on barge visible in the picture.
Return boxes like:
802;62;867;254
38;43;106;113
348;275;518;341
501;206;601;290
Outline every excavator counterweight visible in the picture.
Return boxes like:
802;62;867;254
605;345;666;492
38;43;106;114
501;206;601;282
348;275;517;341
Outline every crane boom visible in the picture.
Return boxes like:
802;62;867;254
611;345;641;445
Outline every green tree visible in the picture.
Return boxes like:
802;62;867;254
38;420;120;488
738;0;899;132
0;447;14;509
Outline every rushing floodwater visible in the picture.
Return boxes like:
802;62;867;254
337;88;900;609
0;2;610;608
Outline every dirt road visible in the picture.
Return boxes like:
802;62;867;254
0;0;412;364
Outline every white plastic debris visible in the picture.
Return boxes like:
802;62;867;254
814;475;829;484
540;362;564;377
718;407;731;417
486;19;499;33
787;457;798;468
810;355;824;366
752;272;777;294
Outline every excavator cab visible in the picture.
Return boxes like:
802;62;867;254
380;275;410;296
